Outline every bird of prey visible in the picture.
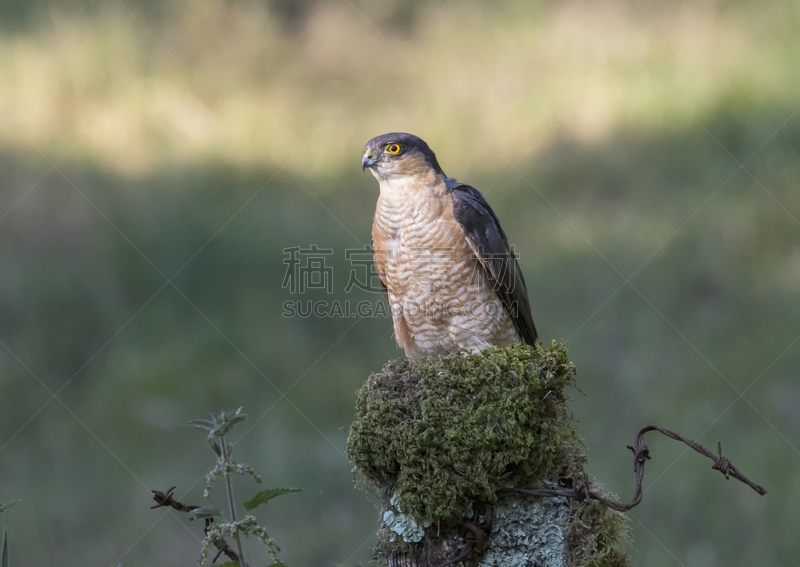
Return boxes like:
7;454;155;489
362;132;537;357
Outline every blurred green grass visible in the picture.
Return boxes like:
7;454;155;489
1;1;799;566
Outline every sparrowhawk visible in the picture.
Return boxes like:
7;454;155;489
363;132;537;357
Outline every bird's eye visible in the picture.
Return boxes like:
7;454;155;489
385;144;401;155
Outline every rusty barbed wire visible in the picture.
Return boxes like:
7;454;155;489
151;486;245;565
503;425;766;510
151;486;197;513
437;425;766;567
436;501;494;567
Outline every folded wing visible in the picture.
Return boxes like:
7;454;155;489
447;179;538;346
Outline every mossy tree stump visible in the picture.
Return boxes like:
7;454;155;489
347;342;631;567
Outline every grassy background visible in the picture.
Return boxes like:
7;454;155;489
1;0;799;565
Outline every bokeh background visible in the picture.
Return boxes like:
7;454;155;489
1;0;799;565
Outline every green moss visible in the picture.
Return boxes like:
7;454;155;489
567;499;632;567
346;341;583;524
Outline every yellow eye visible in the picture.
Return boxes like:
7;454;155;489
385;143;401;155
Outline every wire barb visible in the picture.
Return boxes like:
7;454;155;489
712;440;732;479
150;486;246;565
150;486;197;512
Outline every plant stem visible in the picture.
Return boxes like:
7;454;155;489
221;437;247;567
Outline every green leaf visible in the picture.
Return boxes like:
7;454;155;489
215;562;240;567
207;434;223;457
265;563;287;567
187;506;221;521
211;409;248;438
1;519;8;567
0;503;19;514
183;418;215;432
244;488;303;511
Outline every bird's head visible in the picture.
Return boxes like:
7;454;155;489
361;132;444;181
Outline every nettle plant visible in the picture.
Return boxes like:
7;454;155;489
156;408;302;567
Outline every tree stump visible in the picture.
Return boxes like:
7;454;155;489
347;342;631;567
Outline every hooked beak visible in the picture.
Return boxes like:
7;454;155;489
361;152;377;172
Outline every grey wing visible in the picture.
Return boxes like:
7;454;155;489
447;180;538;346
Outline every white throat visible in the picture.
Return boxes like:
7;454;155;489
377;171;447;204
378;176;426;203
